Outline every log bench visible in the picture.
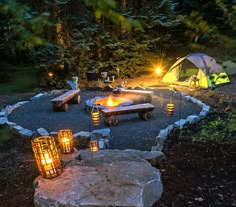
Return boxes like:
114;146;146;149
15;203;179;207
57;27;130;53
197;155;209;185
113;89;153;104
51;89;80;112
102;103;155;126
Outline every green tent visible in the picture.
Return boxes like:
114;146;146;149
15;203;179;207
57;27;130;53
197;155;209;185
162;53;230;88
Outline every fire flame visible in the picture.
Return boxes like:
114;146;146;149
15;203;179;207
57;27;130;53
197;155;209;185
95;95;129;108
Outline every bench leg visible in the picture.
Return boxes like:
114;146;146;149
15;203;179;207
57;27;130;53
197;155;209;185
104;115;118;126
68;95;80;104
139;111;152;120
53;103;68;112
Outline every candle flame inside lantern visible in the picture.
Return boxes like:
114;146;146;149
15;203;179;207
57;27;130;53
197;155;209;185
31;136;62;179
89;140;99;152
58;129;74;154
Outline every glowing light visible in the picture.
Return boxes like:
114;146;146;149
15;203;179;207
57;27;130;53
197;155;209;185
48;72;54;77
58;129;74;154
107;96;114;107
95;95;130;108
155;67;162;75
31;136;62;179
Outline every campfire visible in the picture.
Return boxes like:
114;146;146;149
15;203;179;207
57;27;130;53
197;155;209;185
86;94;133;110
95;95;133;108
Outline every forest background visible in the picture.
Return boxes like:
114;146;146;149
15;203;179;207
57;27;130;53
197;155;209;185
0;0;235;92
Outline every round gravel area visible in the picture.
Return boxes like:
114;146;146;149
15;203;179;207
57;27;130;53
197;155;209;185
8;88;201;151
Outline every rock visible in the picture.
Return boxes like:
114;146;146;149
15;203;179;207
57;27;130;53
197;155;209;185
91;128;110;139
19;128;34;138
142;151;165;168
5;105;15;115
31;93;46;100
11;125;24;134
60;148;79;166
34;150;163;207
189;97;198;104
196;100;203;106
186;115;200;124
16;101;29;106
199;111;208;119
37;128;49;136
6;121;17;129
174;119;188;129
98;139;109;149
0;117;7;125
202;104;210;112
155;135;165;151
184;95;191;101
0;111;6;117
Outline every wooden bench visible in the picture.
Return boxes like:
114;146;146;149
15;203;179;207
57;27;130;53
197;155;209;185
102;103;155;126
113;89;153;104
51;89;80;112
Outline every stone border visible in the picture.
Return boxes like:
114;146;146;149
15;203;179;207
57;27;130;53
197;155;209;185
151;90;210;152
0;88;210;152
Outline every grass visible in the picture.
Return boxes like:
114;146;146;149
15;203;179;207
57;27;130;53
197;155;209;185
0;63;38;95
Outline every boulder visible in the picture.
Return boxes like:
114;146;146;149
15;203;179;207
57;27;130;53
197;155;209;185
37;128;49;136
34;150;163;207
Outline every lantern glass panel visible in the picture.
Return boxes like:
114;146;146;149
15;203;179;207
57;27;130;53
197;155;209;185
89;140;99;152
31;136;62;179
58;129;74;154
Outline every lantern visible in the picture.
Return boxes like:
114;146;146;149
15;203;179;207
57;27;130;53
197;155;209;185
58;129;74;154
89;140;99;152
166;103;175;116
166;90;174;116
91;104;100;126
31;136;62;179
48;72;54;77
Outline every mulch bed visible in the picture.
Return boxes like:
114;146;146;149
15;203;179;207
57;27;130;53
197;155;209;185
0;83;236;207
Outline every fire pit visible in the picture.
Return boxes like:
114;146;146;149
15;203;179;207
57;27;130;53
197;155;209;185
86;94;133;110
85;92;155;126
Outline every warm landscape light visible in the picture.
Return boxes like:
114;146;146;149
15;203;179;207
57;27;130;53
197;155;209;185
48;72;54;77
89;140;99;152
58;129;74;154
155;67;162;75
31;136;62;179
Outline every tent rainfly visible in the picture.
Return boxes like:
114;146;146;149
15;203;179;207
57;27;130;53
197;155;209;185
162;53;230;88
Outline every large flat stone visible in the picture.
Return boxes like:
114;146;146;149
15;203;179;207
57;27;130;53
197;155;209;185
34;150;163;207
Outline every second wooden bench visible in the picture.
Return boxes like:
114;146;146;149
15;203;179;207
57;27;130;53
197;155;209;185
51;89;80;112
102;103;155;126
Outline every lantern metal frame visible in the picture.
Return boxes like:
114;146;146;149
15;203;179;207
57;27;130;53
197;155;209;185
31;136;62;179
58;129;74;154
166;90;175;116
91;102;100;126
89;140;100;152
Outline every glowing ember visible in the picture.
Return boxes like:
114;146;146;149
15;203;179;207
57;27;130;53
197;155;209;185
95;95;131;108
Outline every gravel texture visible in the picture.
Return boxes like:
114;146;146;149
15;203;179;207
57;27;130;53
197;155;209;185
8;88;201;151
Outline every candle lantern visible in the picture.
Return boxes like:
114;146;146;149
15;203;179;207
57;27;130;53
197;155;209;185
166;103;175;116
91;104;100;126
31;136;62;179
58;129;74;154
89;140;99;152
166;90;174;116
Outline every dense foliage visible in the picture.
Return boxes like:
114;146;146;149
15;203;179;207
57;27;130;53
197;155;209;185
0;0;235;87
